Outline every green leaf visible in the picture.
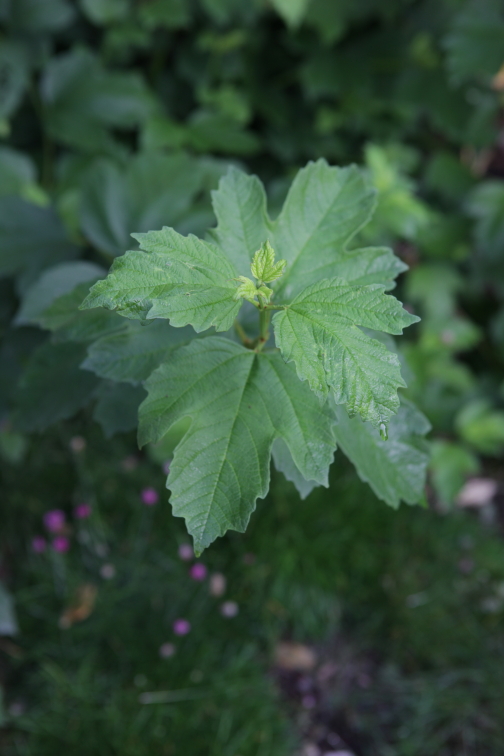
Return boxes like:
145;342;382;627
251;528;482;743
81;228;241;332
456;399;504;455
270;0;310;28
41;49;155;153
272;438;320;499
39;281;123;343
6;0;75;32
138;337;336;552
272;162;377;300
138;0;190;29
444;0;504;84
0;198;78;284
79;0;131;25
82;319;198;383
234;276;260;303
250;241;286;283
0;147;37;199
333;401;430;508
273;278;418;427
93;381;146;438
0;41;29;120
211;162;405;298
209;166;271;274
16;262;105;326
430;441;479;507
186;110;260;156
13;342;100;432
80;152;205;257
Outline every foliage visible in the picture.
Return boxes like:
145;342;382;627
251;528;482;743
1;0;504;750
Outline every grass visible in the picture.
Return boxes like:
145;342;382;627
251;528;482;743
1;419;504;755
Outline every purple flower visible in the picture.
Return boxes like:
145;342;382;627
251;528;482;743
159;642;176;658
189;562;207;581
173;618;191;636
52;536;70;553
141;487;159;506
74;503;92;519
43;509;66;533
178;543;194;561
31;536;47;553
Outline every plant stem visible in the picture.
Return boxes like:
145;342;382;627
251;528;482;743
256;306;271;352
234;320;252;347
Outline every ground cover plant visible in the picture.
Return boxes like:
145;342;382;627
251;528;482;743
1;0;504;753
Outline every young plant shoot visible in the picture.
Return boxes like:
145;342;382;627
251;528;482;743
81;160;429;553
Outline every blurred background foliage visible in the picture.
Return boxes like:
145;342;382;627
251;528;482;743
1;0;504;754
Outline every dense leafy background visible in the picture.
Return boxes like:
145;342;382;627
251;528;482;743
1;0;504;753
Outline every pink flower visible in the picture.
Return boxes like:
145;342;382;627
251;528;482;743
141;487;159;506
173;618;191;636
52;536;70;553
43;509;66;533
159;642;176;658
178;543;194;561
189;562;207;581
74;503;92;519
31;536;47;553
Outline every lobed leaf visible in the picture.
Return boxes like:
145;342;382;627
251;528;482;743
273;278;418;428
81;228;241;332
333;401;430;508
138;337;336;552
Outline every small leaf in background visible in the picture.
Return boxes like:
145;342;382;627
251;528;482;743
82;320;198;384
92;381;146;438
430;441;480;508
0;582;18;636
456;399;504;455
79;0;131;25
79;152;207;257
444;0;504;84
15;262;105;327
12;342;100;432
6;0;75;32
59;584;98;629
270;0;311;28
0;199;78;285
40;49;155;153
0;41;29;121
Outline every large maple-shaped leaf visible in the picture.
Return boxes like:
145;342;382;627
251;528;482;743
80;228;240;332
273;278;418;428
138;337;336;552
210;160;406;299
333;401;430;507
